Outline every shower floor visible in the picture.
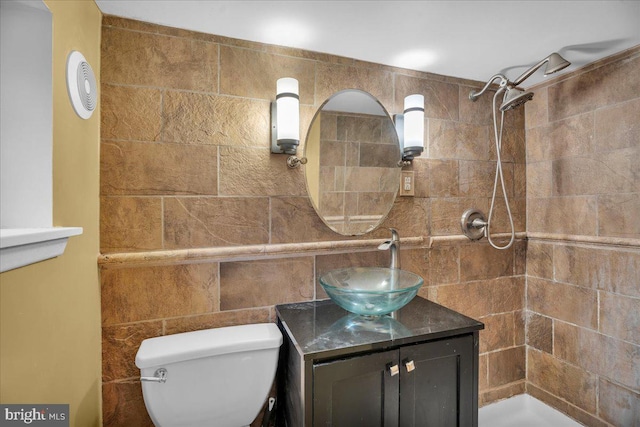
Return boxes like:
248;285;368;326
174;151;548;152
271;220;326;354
479;394;583;427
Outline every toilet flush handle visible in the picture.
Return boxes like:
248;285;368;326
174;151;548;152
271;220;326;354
141;368;167;383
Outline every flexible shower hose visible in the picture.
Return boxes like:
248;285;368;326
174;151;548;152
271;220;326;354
486;89;516;250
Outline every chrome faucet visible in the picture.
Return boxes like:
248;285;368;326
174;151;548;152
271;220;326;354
378;228;400;269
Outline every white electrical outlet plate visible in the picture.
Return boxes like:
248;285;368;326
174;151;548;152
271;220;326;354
400;171;415;197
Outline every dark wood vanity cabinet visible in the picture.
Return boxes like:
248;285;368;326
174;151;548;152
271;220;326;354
276;298;483;427
398;335;476;426
313;334;475;426
313;348;399;426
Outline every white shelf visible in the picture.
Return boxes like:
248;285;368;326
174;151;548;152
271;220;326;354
0;227;83;273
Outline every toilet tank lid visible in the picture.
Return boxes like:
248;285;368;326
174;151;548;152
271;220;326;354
135;323;283;369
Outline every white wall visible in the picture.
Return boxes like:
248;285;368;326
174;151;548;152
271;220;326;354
0;0;53;228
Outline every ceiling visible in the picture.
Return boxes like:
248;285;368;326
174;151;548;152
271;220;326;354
95;0;640;88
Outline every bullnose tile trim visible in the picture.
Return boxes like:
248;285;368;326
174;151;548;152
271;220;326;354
527;232;640;248
98;236;426;268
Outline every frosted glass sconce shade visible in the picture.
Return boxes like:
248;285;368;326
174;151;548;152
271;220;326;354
271;77;300;155
402;94;424;160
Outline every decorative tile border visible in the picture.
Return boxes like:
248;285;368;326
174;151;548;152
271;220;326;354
98;236;426;268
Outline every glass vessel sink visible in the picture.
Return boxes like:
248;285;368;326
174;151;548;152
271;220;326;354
319;267;424;317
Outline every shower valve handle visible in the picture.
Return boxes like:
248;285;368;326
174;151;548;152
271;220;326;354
470;218;487;229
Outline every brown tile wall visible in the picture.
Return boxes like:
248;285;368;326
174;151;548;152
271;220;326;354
99;16;528;425
524;46;640;427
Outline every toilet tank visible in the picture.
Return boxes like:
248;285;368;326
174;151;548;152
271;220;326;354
135;323;283;427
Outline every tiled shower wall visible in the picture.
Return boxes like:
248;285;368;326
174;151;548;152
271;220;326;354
98;16;527;425
524;46;640;426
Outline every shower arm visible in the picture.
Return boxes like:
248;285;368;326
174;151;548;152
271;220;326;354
513;57;551;86
469;74;508;102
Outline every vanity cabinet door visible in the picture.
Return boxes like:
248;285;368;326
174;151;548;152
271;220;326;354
313;350;400;427
399;334;476;427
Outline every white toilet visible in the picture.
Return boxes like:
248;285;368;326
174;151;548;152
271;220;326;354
135;323;283;427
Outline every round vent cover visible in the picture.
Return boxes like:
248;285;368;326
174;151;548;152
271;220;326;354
66;50;97;119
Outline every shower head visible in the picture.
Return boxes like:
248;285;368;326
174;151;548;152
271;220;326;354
513;52;571;85
470;52;570;110
544;52;571;75
469;75;533;111
500;86;534;111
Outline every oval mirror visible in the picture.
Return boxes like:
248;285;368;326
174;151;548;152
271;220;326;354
304;90;401;235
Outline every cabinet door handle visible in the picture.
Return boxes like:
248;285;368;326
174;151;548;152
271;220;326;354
388;364;399;376
404;360;416;373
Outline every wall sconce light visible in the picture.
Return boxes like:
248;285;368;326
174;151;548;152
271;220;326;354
271;77;306;168
271;77;300;150
395;94;425;164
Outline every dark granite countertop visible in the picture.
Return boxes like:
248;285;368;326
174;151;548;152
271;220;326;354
276;297;484;362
